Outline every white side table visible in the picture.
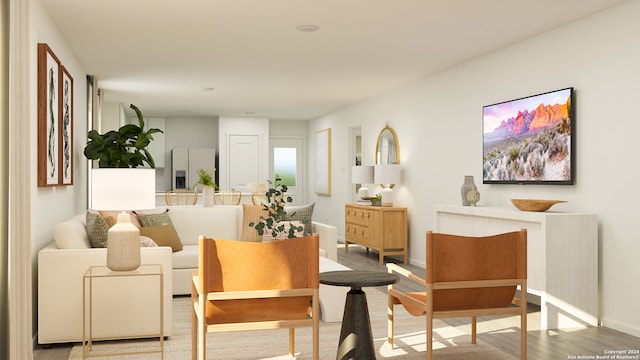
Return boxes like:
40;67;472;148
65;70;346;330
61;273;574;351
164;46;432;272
82;264;164;359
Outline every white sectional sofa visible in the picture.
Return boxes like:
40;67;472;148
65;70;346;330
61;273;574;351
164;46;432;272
38;205;341;345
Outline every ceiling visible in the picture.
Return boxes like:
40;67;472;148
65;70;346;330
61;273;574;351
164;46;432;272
41;0;628;120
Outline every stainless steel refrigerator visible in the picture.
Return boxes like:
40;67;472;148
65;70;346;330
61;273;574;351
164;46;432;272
171;147;216;191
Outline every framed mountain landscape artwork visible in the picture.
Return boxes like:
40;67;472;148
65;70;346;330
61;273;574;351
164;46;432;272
482;87;574;185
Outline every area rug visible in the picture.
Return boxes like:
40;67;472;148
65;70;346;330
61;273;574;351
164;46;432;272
68;288;515;359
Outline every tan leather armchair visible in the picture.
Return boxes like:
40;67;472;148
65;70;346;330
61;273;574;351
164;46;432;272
387;229;528;360
191;235;320;360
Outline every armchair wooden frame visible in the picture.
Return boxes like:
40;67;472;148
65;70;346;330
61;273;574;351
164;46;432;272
191;235;320;360
387;229;527;360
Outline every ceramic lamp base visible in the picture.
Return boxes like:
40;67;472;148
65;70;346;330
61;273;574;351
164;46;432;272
358;186;370;198
381;186;394;206
106;212;141;271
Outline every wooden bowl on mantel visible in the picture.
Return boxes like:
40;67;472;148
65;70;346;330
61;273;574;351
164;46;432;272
511;199;567;212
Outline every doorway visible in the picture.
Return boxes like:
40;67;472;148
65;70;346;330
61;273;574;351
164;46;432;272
269;137;305;205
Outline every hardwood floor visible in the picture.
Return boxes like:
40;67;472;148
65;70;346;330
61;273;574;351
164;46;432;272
34;244;640;360
338;245;640;360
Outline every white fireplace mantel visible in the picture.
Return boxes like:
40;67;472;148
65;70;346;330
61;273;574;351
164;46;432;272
435;205;598;330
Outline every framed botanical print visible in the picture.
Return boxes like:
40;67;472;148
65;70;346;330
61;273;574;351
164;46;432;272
37;43;61;187
59;65;73;185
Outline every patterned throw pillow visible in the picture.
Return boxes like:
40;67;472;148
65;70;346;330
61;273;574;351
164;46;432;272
240;204;268;242
134;209;172;227
86;211;110;248
283;203;315;236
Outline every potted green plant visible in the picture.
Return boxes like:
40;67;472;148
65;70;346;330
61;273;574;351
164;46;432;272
371;193;382;206
83;104;163;168
194;169;218;207
249;177;304;240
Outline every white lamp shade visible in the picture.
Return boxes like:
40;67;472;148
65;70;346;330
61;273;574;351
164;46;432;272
374;164;401;186
91;168;156;211
352;165;374;184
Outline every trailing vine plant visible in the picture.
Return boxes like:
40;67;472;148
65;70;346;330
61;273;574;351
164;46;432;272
249;177;305;239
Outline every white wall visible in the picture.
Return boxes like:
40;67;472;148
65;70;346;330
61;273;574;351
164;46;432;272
308;0;640;337
30;0;89;332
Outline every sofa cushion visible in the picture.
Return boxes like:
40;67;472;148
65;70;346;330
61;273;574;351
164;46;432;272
139;225;183;252
172;244;199;269
240;204;268;242
86;211;110;248
53;214;91;249
283;203;315;236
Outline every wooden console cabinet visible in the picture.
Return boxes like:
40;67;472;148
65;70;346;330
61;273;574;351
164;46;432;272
344;204;408;264
435;205;598;330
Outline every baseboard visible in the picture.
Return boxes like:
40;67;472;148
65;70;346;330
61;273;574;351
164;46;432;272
601;317;640;338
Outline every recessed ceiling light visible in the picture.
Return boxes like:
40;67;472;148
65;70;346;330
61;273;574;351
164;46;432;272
296;24;319;33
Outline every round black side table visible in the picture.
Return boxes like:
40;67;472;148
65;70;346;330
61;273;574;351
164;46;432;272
319;270;399;360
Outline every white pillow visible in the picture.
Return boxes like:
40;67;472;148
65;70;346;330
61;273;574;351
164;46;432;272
140;235;158;247
53;214;91;249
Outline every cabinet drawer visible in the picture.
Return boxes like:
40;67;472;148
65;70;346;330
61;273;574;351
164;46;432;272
345;223;372;246
345;207;374;226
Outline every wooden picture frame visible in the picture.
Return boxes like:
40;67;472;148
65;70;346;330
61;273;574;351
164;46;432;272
314;128;331;195
59;65;74;185
38;43;61;187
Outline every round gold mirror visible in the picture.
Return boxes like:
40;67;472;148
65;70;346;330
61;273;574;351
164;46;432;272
375;125;399;164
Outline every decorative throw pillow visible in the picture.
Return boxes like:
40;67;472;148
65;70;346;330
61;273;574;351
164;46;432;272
86;211;110;248
53;214;91;249
140;235;158;247
134;209;172;227
240;204;268;242
283;203;315;236
139;225;183;252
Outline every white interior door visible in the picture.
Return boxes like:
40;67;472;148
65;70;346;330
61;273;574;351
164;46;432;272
270;137;304;205
229;135;261;190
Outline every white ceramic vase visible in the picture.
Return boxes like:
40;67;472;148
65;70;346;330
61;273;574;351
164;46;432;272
202;185;215;207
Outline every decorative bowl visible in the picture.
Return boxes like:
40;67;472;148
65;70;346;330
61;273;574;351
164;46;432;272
360;196;376;201
511;199;567;212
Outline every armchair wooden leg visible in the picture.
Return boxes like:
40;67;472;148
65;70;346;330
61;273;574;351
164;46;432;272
471;316;477;344
521;309;527;359
289;328;295;357
426;316;433;360
312;294;320;360
191;300;196;360
387;296;395;348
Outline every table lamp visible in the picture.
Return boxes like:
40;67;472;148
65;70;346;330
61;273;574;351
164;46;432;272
352;165;374;198
91;168;156;271
374;164;401;206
